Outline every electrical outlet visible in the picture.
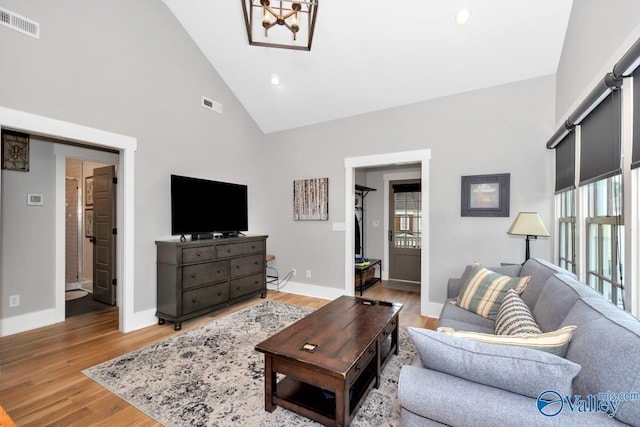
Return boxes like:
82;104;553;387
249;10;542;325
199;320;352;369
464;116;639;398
292;268;296;277
9;294;20;307
306;270;312;279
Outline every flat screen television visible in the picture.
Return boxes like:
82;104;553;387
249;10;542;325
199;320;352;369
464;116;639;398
171;174;248;239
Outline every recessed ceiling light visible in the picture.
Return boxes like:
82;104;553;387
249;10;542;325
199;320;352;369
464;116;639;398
270;74;280;85
455;8;472;26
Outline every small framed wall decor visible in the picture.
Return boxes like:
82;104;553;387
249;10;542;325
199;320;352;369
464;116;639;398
85;176;94;206
2;130;30;172
461;173;510;217
293;177;329;221
85;209;94;237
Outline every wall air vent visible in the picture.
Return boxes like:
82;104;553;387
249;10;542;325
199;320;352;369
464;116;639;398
0;7;40;39
202;96;223;114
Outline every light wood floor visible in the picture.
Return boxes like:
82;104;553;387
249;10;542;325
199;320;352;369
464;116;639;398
0;282;437;426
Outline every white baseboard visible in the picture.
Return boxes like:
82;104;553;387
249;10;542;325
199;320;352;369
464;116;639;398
123;308;157;333
0;308;62;337
267;280;345;301
421;301;444;318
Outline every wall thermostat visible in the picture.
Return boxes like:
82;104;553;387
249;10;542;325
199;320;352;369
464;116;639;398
27;193;43;206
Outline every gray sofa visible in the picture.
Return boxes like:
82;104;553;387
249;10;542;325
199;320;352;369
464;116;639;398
398;258;640;426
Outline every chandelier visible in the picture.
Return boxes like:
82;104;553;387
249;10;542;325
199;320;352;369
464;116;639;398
241;0;318;51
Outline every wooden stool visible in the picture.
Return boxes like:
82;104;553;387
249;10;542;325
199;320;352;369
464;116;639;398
266;254;279;286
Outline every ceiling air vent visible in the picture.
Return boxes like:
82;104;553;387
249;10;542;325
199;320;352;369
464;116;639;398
202;96;223;114
0;7;40;39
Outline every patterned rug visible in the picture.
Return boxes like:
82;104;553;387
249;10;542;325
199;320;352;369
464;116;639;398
83;300;416;426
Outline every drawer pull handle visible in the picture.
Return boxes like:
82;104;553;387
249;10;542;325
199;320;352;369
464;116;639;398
254;261;258;265
217;291;222;296
192;298;197;303
197;252;201;257
192;274;198;279
236;265;240;269
355;365;361;373
254;280;259;284
383;331;389;337
369;348;374;355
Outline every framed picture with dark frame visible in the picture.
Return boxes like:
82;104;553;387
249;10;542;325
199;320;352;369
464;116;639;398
461;173;510;217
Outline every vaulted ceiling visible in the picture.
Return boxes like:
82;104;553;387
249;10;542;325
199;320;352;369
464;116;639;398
163;0;574;133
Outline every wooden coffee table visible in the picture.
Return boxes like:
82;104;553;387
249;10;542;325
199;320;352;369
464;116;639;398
255;295;402;427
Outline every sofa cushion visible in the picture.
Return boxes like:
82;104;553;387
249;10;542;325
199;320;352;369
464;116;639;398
398;366;620;427
495;289;542;335
561;297;640;425
437;300;495;333
448;263;522;299
407;327;581;398
437;326;576;357
533;274;603;332
519;258;576;310
456;264;530;320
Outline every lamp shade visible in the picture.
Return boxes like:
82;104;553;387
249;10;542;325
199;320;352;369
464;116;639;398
507;212;550;237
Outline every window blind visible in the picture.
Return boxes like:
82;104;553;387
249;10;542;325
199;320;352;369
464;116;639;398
579;90;622;186
555;131;575;194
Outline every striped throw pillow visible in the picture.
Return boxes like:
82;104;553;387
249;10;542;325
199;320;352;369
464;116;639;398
455;264;530;320
495;289;542;335
437;326;577;358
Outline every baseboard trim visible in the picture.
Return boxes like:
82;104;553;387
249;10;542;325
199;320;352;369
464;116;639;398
267;281;344;301
0;308;62;337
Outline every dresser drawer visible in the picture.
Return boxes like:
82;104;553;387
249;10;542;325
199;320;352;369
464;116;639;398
182;261;229;289
347;342;376;386
230;254;264;278
182;246;217;263
230;273;264;299
218;240;266;258
183;282;229;314
381;316;398;339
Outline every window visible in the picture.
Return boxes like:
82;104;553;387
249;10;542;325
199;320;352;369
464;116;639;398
585;175;624;308
394;190;421;248
556;189;576;273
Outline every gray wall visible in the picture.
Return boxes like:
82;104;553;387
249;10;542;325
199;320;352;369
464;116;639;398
1;139;56;315
4;1;639;328
555;0;640;122
262;76;556;303
0;0;264;319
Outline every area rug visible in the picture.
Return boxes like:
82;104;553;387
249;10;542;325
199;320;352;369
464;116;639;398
83;300;416;426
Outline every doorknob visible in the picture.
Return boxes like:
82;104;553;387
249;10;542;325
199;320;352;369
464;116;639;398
89;236;96;244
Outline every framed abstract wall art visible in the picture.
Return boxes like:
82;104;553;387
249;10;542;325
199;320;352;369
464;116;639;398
293;177;329;221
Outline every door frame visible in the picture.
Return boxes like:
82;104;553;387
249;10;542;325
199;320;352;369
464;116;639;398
384;172;422;281
0;106;137;334
344;149;441;318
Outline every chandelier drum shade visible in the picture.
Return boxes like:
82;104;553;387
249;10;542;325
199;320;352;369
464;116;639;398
241;0;318;51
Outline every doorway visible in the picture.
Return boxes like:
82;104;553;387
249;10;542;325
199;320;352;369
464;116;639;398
344;149;441;318
0;105;136;336
65;159;116;317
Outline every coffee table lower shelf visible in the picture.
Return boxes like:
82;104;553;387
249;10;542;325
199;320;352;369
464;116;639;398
274;365;377;426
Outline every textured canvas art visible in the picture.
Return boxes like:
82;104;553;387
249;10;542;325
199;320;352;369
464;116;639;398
293;177;329;221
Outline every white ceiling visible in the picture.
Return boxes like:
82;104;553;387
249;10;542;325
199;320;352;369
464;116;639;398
163;0;574;134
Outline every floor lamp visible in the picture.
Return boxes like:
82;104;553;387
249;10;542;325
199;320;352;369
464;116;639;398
507;212;550;262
